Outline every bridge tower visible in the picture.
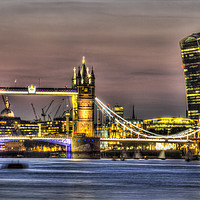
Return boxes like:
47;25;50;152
72;56;95;137
72;57;100;159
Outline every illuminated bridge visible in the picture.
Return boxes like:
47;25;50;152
0;135;196;149
0;57;199;149
0;94;198;144
0;134;197;148
95;97;200;142
0;136;72;151
0;96;199;143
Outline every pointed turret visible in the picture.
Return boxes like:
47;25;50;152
87;67;89;76
72;67;77;89
77;66;81;78
82;56;85;65
91;66;95;79
73;57;95;87
76;66;81;86
80;56;89;84
90;66;95;86
81;56;87;78
73;67;76;79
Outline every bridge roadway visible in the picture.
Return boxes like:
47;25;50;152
0;87;78;96
100;137;194;143
0;136;195;144
0;136;72;146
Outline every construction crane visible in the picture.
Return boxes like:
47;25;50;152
54;98;64;119
41;100;54;121
31;103;38;121
48;114;52;121
1;95;6;106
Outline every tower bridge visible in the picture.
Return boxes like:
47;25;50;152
0;57;200;158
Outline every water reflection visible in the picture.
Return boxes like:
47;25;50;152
0;159;200;199
67;152;71;159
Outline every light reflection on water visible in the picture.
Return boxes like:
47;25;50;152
0;159;200;200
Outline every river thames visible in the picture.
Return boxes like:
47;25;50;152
0;159;200;200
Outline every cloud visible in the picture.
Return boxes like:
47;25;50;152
130;70;173;77
0;0;198;119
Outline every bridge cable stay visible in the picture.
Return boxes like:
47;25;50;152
95;98;164;138
95;98;199;139
95;97;200;139
96;97;179;138
95;101;155;138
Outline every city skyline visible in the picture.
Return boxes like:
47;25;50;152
0;0;200;120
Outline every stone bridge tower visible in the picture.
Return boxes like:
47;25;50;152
72;57;95;137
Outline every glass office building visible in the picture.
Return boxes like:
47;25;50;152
143;117;195;135
180;33;200;120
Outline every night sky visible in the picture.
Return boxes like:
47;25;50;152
0;0;200;120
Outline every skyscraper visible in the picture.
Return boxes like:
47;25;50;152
180;33;200;120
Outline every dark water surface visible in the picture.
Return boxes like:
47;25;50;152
0;159;200;200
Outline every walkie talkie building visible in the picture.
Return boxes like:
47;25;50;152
180;33;200;120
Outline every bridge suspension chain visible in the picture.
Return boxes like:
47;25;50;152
95;97;200;139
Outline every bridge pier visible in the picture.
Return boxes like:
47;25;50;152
72;136;100;159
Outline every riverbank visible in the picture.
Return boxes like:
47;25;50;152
0;151;64;158
101;150;184;159
0;150;195;160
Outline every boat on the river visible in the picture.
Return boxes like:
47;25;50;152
2;162;28;169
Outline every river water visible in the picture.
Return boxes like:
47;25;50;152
0;158;200;200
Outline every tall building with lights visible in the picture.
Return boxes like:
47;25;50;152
114;105;124;118
180;33;200;119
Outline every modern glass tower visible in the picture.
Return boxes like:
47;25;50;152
180;33;200;120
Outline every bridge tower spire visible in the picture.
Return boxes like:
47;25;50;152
72;67;77;89
75;56;95;137
72;57;100;159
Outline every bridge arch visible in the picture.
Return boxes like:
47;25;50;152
0;137;72;151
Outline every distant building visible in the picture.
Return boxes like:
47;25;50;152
1;97;14;117
143;117;195;135
38;118;72;137
0;117;39;137
114;105;124;118
0;97;39;136
180;33;200;119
